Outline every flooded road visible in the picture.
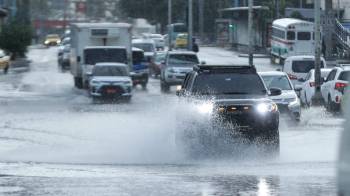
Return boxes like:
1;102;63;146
0;46;342;195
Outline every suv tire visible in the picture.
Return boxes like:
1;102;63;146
161;81;170;92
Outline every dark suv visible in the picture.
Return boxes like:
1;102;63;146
176;65;282;154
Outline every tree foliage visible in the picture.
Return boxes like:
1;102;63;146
0;22;32;59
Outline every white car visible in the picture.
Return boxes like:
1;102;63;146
149;34;165;50
296;68;332;107
283;55;327;86
321;65;350;112
89;63;132;102
259;71;301;121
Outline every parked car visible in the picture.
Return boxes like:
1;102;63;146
321;65;350;112
132;39;156;63
89;63;132;102
150;52;166;77
283;55;327;86
149;34;165;50
296;68;332;107
176;65;281;157
160;51;199;92
260;71;301;122
44;34;61;46
0;49;10;74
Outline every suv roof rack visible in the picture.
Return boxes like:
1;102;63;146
194;64;256;72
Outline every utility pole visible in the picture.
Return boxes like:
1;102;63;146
312;0;322;105
199;0;204;42
188;0;193;51
248;0;253;66
275;0;280;19
337;0;340;20
63;0;68;31
168;0;172;51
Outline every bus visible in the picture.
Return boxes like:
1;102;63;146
168;23;187;49
271;18;315;64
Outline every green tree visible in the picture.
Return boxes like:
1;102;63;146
0;22;32;59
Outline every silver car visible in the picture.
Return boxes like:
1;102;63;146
160;51;199;92
260;71;301;122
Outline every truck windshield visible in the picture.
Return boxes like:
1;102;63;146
132;43;154;52
192;73;267;95
292;60;325;73
85;49;127;65
93;66;128;77
132;51;145;64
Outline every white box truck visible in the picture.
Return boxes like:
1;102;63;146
70;23;132;89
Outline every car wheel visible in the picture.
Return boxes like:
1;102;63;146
259;126;280;156
305;92;311;108
327;95;334;112
160;81;170;92
3;64;9;74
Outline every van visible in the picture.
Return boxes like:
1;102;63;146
283;55;327;86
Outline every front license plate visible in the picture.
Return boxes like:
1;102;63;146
106;89;117;94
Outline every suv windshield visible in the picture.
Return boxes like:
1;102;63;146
192;73;267;95
292;60;325;73
84;49;127;65
132;43;154;52
93;66;128;77
168;54;199;65
261;75;292;90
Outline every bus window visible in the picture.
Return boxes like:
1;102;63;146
287;31;295;40
297;32;311;40
272;28;285;39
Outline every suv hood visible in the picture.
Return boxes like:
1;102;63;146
269;90;297;101
197;94;272;105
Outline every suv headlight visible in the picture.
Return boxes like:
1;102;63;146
256;103;278;114
197;102;214;114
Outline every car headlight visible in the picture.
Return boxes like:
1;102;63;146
256;103;278;114
57;40;61;44
285;97;298;105
197;102;214;114
44;41;49;44
167;67;177;73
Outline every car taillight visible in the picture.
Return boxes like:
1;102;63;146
335;82;348;92
309;82;315;87
288;74;298;80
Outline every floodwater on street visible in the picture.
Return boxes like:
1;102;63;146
0;46;343;195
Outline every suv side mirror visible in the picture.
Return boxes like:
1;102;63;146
269;88;282;96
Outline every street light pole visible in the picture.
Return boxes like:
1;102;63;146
168;0;172;51
199;0;204;42
312;0;323;105
188;0;193;51
248;0;253;66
